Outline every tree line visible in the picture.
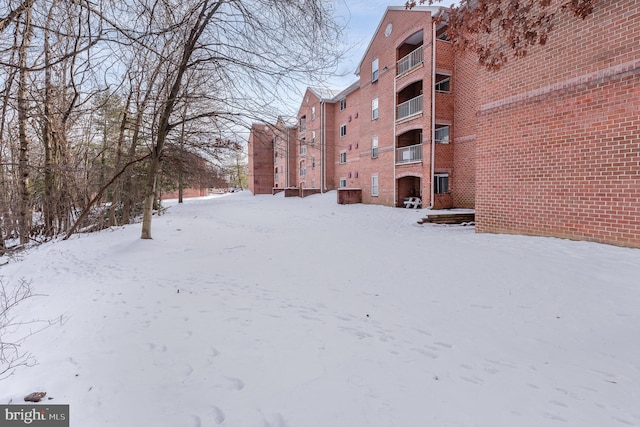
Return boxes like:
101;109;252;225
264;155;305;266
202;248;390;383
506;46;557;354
0;0;344;251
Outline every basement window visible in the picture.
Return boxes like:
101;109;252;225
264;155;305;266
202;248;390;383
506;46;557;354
339;152;347;164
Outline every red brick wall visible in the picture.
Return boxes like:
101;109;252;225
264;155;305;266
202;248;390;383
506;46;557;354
333;89;360;192
162;188;207;199
476;0;640;247
248;124;274;195
452;48;478;208
357;8;436;206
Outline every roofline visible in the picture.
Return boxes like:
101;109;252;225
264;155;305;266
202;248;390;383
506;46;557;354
308;87;341;102
355;5;445;76
331;80;360;101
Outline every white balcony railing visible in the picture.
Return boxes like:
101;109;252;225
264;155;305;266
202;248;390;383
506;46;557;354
397;46;424;75
396;143;423;164
397;95;423;120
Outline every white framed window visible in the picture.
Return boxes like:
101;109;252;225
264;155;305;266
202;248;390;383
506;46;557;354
340;124;347;137
371;136;378;159
371;98;379;120
340;178;347;188
311;106;316;121
434;173;449;194
300;145;306;155
340;98;347;111
311;131;316;145
312;179;315;188
435;125;450;144
435;74;451;92
372;58;379;82
339;152;347;164
300;163;306;177
371;174;379;196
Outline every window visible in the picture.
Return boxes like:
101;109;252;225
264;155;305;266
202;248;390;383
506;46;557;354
434;173;449;194
312;180;315;188
435;74;450;92
436;25;450;41
299;116;306;132
340;124;347;137
340;178;347;188
311;106;316;121
372;58;379;82
371;136;379;159
274;155;279;165
339;152;347;164
300;163;306;177
300;145;306;155
435;125;450;144
311;131;315;145
312;156;315;170
371;174;379;196
371;98;379;120
340;98;347;111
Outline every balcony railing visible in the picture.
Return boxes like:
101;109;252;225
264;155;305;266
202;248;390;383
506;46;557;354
396;143;423;164
397;95;423;120
397;46;424;75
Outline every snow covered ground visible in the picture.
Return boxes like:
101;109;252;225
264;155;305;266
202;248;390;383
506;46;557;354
1;191;639;427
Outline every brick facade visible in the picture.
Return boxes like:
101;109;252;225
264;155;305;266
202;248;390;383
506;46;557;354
249;2;640;248
475;0;640;248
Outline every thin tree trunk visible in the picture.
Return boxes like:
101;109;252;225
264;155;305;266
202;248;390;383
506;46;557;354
17;7;32;245
140;0;225;239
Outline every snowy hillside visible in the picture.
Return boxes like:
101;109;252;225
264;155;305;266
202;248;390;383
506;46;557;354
1;191;639;426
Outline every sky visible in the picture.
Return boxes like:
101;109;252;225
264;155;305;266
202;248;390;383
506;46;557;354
327;0;452;90
1;191;639;426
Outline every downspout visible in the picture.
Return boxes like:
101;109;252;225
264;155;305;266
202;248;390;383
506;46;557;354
430;18;436;208
286;127;290;187
320;101;324;193
393;71;397;206
323;101;327;192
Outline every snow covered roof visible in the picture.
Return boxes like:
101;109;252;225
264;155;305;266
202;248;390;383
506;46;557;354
308;87;343;102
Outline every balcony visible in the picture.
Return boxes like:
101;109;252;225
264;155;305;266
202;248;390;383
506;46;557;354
397;95;423;121
397;46;423;76
396;143;422;164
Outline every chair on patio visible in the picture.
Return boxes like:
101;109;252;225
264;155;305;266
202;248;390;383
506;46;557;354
403;197;422;209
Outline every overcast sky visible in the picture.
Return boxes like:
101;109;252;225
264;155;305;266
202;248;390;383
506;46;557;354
328;0;455;89
328;0;402;88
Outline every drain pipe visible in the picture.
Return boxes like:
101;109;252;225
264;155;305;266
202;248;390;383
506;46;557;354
323;100;327;192
430;18;436;209
393;71;397;206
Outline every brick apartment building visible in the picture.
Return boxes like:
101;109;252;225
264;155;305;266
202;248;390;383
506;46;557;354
248;1;640;248
250;6;471;209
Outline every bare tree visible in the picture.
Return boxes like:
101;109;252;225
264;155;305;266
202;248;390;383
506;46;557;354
0;278;39;380
1;0;345;243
